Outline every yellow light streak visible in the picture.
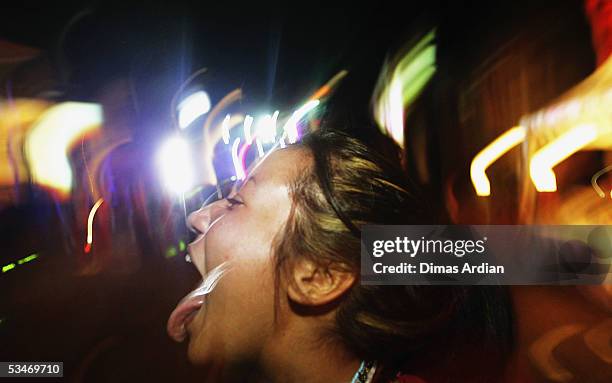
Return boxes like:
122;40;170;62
25;102;102;195
530;124;598;192
470;126;526;196
85;198;104;253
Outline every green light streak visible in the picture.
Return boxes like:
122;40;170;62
402;65;437;106
17;253;38;265
395;29;436;76
179;241;186;252
2;263;16;273
165;247;178;258
374;28;437;147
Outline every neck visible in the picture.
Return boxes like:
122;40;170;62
259;317;361;383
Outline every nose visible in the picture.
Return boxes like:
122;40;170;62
187;199;227;236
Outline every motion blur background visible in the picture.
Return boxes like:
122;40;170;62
0;1;610;382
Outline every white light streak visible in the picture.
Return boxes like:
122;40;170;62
178;91;211;129
231;137;245;180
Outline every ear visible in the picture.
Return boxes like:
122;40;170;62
287;258;356;306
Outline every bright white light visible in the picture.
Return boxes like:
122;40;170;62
283;100;320;144
157;136;195;194
178;91;211;129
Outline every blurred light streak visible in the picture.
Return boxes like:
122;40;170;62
255;138;264;157
0;99;50;194
222;114;231;144
17;254;38;265
283;100;320;144
179;262;231;314
2;263;15;273
199;71;347;188
550;186;612;224
583;319;612;363
310;70;348;100
184;185;204;200
171;68;208;129
237;139;253;179
84;198;104;254
256;111;279;144
374;29;436;147
202;89;242;186
530;124;598;192
178;91;211;129
165;246;178;258
529;324;586;382
231;138;245;180
519;55;612;152
471;126;526;196
243;115;254;143
158;136;195;195
87;136;132;200
203;112;245;185
25;102;102;195
387;79;404;145
591;164;612;198
166;240;187;258
270;111;279;136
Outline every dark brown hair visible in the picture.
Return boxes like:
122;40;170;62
273;129;513;381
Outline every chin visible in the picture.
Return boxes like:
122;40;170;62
186;334;223;368
186;339;207;364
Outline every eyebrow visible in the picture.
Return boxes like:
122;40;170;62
233;175;256;194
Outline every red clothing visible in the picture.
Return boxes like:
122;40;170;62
585;0;612;65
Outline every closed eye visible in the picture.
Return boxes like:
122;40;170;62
225;197;243;209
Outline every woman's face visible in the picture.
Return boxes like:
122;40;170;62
168;148;302;366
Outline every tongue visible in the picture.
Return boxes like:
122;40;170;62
167;262;231;342
167;291;204;342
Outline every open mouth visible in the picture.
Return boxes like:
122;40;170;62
167;262;231;342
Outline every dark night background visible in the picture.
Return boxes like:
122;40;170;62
1;1;609;382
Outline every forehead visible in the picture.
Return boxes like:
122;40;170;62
246;147;310;186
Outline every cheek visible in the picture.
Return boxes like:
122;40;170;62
204;213;278;266
189;215;280;363
205;221;278;325
189;252;277;364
